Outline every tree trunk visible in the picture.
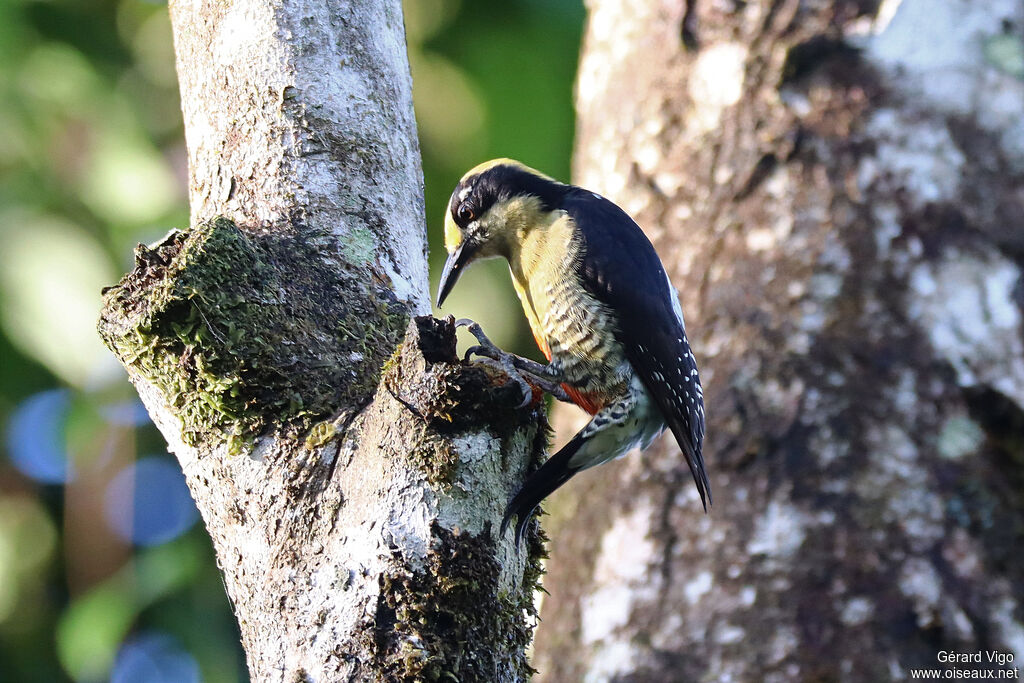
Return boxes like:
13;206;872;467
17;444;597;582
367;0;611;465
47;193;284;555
98;0;545;680
535;0;1024;681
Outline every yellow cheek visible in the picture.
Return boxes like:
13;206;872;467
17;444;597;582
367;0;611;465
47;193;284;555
444;214;462;252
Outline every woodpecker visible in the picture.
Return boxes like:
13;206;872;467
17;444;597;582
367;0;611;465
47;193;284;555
437;159;708;544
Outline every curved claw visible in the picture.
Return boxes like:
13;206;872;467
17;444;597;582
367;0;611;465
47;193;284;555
456;319;498;350
463;344;497;363
456;318;562;408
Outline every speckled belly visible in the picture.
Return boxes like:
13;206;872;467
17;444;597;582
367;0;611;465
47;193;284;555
512;267;631;412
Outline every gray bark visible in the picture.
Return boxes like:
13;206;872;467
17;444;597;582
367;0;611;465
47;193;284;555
97;0;544;680
535;0;1024;681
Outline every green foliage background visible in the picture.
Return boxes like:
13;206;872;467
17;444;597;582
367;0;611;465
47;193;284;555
0;0;583;680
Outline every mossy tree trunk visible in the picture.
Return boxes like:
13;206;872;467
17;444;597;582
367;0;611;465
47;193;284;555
534;0;1024;680
98;0;545;680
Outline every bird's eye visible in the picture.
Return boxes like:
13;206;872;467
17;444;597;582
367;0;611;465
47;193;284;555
457;204;475;224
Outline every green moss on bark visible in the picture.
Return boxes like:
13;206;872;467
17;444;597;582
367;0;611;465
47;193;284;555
371;523;538;682
98;218;408;453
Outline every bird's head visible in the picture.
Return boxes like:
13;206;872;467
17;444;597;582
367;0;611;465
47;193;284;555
437;158;567;307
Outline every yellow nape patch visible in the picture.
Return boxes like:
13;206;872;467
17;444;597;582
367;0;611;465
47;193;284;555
443;212;462;252
461;158;558;183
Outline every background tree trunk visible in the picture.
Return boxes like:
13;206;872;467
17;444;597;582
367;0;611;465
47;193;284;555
535;0;1024;680
98;0;545;680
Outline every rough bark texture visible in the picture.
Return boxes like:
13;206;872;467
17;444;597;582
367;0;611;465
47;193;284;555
535;0;1024;681
97;1;545;680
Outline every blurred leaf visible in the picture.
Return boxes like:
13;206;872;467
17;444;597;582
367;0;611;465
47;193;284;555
0;211;119;387
117;68;185;139
19;42;102;110
0;496;58;623
0;106;31;166
432;1;582;177
57;581;136;682
403;0;461;42
56;535;207;682
79;123;181;225
130;9;177;88
410;51;488;171
25;1;130;68
0;2;32;65
134;535;204;604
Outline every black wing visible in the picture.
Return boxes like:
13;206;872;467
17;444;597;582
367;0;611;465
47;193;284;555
563;189;710;509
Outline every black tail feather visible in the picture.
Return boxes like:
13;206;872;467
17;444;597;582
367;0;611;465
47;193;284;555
500;434;585;547
678;433;710;512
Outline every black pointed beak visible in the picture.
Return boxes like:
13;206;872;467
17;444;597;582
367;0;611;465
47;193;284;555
437;241;475;307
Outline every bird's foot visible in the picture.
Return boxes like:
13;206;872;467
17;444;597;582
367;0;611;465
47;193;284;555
455;318;571;405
